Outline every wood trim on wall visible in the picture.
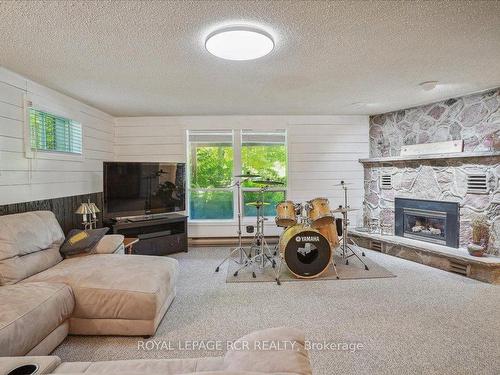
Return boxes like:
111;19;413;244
0;192;103;235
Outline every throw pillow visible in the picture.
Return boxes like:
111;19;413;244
60;227;109;257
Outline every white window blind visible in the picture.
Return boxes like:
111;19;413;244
29;108;82;154
241;129;287;145
188;130;233;144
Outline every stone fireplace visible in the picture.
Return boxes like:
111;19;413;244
363;88;500;255
394;198;459;247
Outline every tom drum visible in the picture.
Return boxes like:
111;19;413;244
275;201;297;228
308;197;334;228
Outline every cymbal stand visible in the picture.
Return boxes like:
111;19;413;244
233;187;277;279
215;179;250;273
338;181;369;271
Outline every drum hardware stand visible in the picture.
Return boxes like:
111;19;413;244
233;187;277;279
337;181;369;271
215;179;250;273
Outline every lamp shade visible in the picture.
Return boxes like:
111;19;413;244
88;203;100;213
75;203;91;215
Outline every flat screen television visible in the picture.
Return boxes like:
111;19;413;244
103;162;186;219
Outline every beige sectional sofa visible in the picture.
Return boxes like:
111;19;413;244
0;211;179;357
0;328;313;375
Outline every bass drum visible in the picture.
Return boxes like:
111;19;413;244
279;224;332;278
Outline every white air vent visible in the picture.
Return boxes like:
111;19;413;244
466;173;488;194
370;240;382;252
449;261;469;276
380;174;392;190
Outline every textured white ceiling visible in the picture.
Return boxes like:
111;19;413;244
1;0;499;116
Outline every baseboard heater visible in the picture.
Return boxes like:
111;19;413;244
189;237;280;246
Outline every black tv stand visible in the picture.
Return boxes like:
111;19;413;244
105;213;188;256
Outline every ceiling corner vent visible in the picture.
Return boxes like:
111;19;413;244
380;174;392;190
466;173;488;194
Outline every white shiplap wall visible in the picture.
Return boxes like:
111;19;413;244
0;67;114;204
114;116;369;237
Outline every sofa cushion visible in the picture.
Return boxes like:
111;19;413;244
93;235;124;254
0;282;74;356
22;254;179;321
224;327;312;375
52;372;272;375
54;357;225;374
0;211;64;285
63;235;125;258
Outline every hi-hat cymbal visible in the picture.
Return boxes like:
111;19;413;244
331;207;359;213
253;179;285;186
332;182;354;186
246;201;271;207
235;173;261;178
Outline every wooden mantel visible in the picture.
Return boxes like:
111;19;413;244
359;151;500;165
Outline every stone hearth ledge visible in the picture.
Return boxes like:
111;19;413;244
349;229;500;284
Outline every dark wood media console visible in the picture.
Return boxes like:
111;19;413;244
106;213;188;255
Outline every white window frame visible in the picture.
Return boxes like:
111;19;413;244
23;95;84;161
240;129;288;219
187;129;288;223
187;130;236;222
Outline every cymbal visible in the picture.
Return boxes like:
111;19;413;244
332;182;354;186
246;201;271;207
253;179;285;186
331;207;359;213
235;173;260;178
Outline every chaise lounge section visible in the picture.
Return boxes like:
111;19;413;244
0;211;178;356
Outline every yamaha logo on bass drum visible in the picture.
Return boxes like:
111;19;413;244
295;236;320;242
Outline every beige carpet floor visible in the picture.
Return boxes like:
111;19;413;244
53;247;500;375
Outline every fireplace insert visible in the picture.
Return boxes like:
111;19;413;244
395;198;459;248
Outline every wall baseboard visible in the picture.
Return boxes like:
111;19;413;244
189;236;279;247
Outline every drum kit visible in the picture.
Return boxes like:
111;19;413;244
215;172;369;285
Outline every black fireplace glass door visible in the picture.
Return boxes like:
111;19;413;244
403;208;447;245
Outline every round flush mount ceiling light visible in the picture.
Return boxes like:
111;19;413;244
205;26;274;61
419;81;439;91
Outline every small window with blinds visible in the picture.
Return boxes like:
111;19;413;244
29;109;82;154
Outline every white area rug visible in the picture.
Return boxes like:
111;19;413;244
226;252;396;283
53;247;500;375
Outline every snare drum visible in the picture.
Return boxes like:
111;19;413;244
308;197;334;227
275;201;297;228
